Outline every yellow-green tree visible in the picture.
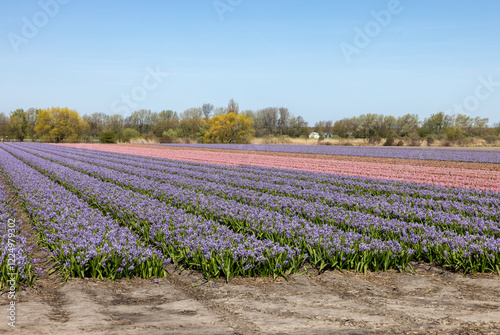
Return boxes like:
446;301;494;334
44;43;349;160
35;107;88;142
203;112;254;144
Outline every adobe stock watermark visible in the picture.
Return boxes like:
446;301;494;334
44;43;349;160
6;219;18;328
444;71;500;116
111;66;169;115
340;0;410;64
7;0;70;54
213;0;243;21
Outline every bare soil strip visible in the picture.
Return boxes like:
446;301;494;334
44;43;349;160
2;264;499;334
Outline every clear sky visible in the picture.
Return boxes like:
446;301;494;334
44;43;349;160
1;0;499;124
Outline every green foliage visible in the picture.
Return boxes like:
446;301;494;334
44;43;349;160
408;132;421;146
420;112;451;137
445;126;463;142
163;128;181;139
153;111;180;137
0;113;9;138
484;134;498;144
180;108;203;139
159;128;182;143
99;129;117;143
120;128;140;143
9;112;26;141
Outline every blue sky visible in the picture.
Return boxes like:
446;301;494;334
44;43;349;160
1;0;499;124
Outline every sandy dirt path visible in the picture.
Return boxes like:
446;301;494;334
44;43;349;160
1;263;500;335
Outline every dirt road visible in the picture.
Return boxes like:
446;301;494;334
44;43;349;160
2;262;500;335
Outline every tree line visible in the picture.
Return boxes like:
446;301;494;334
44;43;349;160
1;100;499;145
318;113;492;140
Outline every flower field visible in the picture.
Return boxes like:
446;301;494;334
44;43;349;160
0;181;36;289
1;142;499;285
159;143;500;164
57;143;500;192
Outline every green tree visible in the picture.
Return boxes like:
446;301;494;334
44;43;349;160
445;126;463;142
180;107;203;139
153;110;179;137
397;114;419;137
332;118;357;138
99;129;117;143
0;113;9;139
120;128;140;142
420;112;451;137
9;109;27;141
25;108;38;139
203;112;255;144
355;114;384;138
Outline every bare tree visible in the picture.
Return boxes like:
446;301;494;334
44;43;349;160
213;107;226;116
202;103;214;120
107;114;125;134
82;112;107;137
259;107;279;136
25;108;39;139
126;109;158;134
278;107;290;135
226;99;239;114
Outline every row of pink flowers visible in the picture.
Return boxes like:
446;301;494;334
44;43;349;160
57;144;500;192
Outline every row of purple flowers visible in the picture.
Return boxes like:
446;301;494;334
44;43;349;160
1;144;305;280
0;144;167;281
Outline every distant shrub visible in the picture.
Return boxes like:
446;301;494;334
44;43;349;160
458;137;475;147
368;137;382;145
445;126;463;142
99;129;117;144
121;128;140;143
143;132;156;141
484;134;498;144
425;136;435;146
407;133;421;147
159;136;173;143
383;137;396;146
65;135;80;143
397;140;404;146
163;128;180;139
